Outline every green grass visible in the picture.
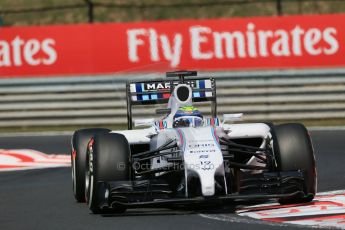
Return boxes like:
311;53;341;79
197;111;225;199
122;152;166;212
1;0;345;26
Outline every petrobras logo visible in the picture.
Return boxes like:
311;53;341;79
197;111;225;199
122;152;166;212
188;143;215;148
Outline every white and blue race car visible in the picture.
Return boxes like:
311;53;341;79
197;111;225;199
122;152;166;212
71;71;316;214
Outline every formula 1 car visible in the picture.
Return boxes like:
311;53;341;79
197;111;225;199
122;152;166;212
71;71;317;214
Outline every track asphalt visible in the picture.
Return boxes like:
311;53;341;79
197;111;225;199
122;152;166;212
0;130;344;230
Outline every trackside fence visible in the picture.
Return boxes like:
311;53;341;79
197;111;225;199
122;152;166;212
0;69;345;128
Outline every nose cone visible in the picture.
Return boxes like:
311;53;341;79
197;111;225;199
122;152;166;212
179;127;224;197
199;174;216;196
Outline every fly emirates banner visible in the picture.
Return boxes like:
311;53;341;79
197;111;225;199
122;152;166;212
0;13;345;77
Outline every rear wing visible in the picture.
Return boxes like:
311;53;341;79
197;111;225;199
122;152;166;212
126;77;217;129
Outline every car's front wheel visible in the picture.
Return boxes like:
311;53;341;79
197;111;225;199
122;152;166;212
273;123;317;204
85;133;131;214
71;128;110;202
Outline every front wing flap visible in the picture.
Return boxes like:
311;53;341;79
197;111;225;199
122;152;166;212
97;170;306;210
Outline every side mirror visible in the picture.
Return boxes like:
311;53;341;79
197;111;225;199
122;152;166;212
134;118;155;127
222;113;243;124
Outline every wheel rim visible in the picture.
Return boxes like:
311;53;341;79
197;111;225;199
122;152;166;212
85;147;95;208
72;156;76;196
85;152;90;203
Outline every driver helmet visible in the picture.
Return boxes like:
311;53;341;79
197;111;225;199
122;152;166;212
173;106;203;127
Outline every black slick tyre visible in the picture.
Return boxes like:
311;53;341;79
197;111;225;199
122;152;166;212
71;128;110;202
85;133;131;214
273;123;316;204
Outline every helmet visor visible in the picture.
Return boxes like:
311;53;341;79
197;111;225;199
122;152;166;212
175;116;203;127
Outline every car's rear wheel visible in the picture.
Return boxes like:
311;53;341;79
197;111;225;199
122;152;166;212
85;133;131;214
273;123;316;204
71;128;110;202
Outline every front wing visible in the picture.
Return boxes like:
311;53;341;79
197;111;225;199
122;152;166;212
97;170;306;210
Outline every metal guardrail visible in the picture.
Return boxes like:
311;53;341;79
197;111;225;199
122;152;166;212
0;69;345;128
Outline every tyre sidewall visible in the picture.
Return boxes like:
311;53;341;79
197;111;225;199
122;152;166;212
86;133;130;213
71;128;110;202
274;123;316;202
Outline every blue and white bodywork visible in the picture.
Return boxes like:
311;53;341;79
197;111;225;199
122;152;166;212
78;71;315;214
113;73;271;198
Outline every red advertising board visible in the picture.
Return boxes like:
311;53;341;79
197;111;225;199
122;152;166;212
0;13;345;77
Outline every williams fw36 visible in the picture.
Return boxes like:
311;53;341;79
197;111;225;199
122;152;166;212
70;71;316;214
